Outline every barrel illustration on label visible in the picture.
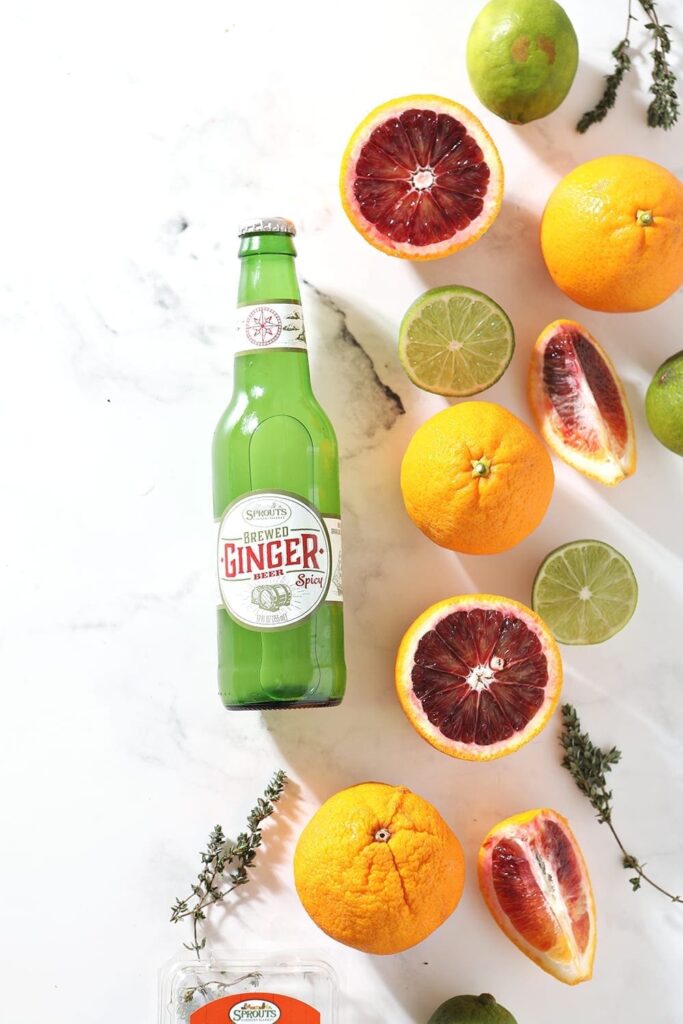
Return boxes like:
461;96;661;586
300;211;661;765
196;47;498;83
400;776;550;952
252;583;291;611
212;217;346;710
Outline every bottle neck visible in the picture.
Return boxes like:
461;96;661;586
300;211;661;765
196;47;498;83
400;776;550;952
233;231;311;392
237;232;301;305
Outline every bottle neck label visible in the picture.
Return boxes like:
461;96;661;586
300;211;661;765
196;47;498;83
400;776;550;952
235;301;306;355
217;491;342;630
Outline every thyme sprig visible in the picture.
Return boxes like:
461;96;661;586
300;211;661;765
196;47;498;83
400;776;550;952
181;972;261;1006
577;0;679;132
641;0;679;128
171;769;289;958
560;705;681;902
577;14;633;133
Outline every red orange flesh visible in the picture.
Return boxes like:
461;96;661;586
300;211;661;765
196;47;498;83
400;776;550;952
478;808;596;985
529;319;636;485
340;95;503;260
396;595;562;761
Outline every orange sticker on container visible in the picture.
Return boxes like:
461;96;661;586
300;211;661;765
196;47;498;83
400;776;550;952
190;992;320;1023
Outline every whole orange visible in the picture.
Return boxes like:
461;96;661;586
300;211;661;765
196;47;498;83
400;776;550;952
400;401;554;555
293;782;465;955
541;154;683;312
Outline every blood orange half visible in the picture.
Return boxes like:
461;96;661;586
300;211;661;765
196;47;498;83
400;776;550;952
478;808;596;985
528;319;636;485
340;95;504;260
395;595;562;761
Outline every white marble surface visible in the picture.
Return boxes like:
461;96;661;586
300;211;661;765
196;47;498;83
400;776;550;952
1;0;682;1021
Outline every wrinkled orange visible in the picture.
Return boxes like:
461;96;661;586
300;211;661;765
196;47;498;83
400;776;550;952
293;782;465;955
541;155;683;312
400;401;554;555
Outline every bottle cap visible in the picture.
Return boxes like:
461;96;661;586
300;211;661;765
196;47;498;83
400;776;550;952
238;217;296;237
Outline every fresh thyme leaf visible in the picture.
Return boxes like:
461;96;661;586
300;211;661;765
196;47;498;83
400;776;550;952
560;705;681;904
560;703;620;823
181;972;262;1009
577;38;632;133
577;0;679;132
640;2;679;128
171;769;289;958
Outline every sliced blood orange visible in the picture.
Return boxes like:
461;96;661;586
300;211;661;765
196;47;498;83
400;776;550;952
340;95;504;260
528;319;636;485
395;595;562;761
478;808;596;985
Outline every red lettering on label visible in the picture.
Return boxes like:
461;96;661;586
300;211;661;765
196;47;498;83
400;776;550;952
245;544;264;572
224;533;323;580
302;532;320;569
284;536;300;566
266;540;283;568
296;573;323;590
224;542;236;577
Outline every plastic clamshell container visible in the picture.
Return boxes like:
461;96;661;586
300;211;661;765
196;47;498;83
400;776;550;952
159;955;338;1024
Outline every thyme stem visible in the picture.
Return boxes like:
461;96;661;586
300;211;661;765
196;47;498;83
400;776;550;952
170;770;289;959
560;704;681;903
577;0;678;132
639;0;680;128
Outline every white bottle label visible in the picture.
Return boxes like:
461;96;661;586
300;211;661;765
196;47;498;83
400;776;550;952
217;491;342;630
235;302;306;354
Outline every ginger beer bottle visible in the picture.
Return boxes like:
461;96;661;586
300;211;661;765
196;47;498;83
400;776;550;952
213;218;346;709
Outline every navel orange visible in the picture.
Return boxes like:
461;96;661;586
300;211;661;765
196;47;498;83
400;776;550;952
396;595;562;761
478;808;596;984
293;782;465;955
541;155;683;312
400;401;554;555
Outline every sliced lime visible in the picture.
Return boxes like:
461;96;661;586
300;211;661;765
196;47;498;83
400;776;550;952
398;285;515;397
532;540;638;645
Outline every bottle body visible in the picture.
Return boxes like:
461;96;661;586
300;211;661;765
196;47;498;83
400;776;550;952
212;223;346;709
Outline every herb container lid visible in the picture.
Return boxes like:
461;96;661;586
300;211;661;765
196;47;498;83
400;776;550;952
159;955;338;1024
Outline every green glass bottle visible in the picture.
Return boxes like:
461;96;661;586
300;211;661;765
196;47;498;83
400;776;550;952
212;218;346;709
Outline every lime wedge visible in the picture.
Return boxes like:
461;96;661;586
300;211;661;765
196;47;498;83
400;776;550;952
532;540;638;645
399;285;515;397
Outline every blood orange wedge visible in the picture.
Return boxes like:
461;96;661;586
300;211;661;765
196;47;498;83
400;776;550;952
395;595;562;761
340;95;504;260
478;808;596;985
528;319;636;485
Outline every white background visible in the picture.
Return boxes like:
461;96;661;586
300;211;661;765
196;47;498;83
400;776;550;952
1;1;682;1021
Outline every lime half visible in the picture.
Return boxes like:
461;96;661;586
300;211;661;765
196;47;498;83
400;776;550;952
532;540;638;645
399;285;515;397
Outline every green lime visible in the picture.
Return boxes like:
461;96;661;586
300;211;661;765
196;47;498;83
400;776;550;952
428;993;518;1024
532;540;638;645
645;350;683;456
467;0;579;124
399;285;514;397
